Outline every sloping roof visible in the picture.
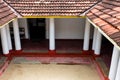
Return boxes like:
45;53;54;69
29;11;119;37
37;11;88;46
5;0;99;17
87;0;120;46
0;1;17;27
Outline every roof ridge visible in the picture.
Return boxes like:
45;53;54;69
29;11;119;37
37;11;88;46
80;0;102;16
3;0;22;18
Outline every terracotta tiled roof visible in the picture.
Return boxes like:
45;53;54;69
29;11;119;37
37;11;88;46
5;0;99;17
0;1;17;27
87;0;120;46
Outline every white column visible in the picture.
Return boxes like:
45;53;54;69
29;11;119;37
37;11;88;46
0;26;9;54
6;24;12;50
49;18;55;50
13;19;21;50
24;19;29;39
109;46;120;80
83;18;91;51
92;28;97;50
94;30;102;55
115;55;120;80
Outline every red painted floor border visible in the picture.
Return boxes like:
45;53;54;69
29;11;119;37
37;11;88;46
9;50;94;57
93;59;109;80
0;51;109;80
0;57;11;76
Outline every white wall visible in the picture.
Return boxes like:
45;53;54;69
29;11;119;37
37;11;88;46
18;18;93;39
55;18;85;39
46;18;86;39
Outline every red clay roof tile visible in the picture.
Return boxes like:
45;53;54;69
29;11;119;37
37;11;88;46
87;0;120;47
5;0;99;17
0;2;17;26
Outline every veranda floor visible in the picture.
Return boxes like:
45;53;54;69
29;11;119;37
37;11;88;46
0;39;113;72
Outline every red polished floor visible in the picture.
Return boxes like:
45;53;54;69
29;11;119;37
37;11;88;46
20;39;112;68
21;39;86;53
0;39;112;69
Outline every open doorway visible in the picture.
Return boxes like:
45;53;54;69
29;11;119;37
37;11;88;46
21;18;48;53
27;18;46;41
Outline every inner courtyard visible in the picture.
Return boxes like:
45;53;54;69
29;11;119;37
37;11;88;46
0;0;120;80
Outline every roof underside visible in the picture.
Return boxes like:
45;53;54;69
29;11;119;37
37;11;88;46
5;0;99;17
87;0;120;47
0;1;17;26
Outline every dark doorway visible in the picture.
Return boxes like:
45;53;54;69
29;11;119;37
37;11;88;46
27;18;46;40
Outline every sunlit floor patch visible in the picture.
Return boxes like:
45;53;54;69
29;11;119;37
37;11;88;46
0;63;101;80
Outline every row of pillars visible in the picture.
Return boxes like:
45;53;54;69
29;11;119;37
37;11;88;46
0;18;55;55
84;18;120;80
0;18;102;55
0;18;103;55
83;18;102;55
0;19;21;55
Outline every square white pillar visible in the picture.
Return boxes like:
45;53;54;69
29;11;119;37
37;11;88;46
6;24;12;50
49;18;55;50
92;28;97;50
13;19;21;50
94;30;102;55
0;26;9;54
115;55;120;80
109;46;120;80
83;18;91;51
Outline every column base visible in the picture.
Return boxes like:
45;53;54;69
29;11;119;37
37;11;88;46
91;53;100;60
82;50;92;55
9;50;14;53
105;77;109;80
48;50;56;55
10;49;22;55
89;50;100;57
4;53;11;57
93;53;101;57
15;49;22;54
